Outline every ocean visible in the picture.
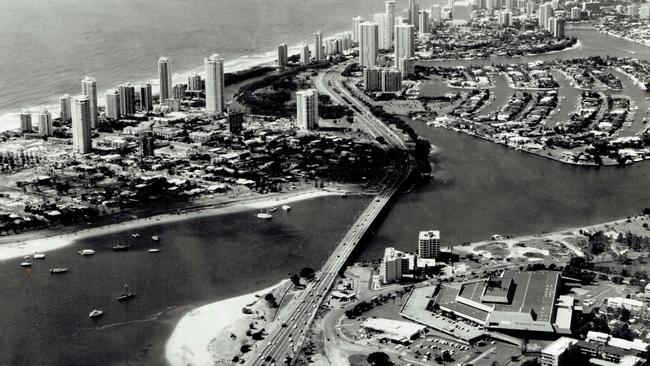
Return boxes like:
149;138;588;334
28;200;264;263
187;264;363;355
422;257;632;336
0;0;439;131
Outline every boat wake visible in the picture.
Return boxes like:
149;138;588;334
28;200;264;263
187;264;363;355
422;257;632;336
82;309;170;331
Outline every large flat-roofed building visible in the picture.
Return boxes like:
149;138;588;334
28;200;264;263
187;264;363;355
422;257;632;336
380;247;416;283
362;318;426;344
540;337;578;366
433;270;571;335
418;230;440;259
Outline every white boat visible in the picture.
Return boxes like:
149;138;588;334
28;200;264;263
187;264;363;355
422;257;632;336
148;248;161;253
269;207;278;212
89;309;104;318
50;268;69;274
256;209;273;220
131;233;140;238
152;235;160;241
33;253;45;259
20;262;32;268
282;205;291;211
78;249;96;256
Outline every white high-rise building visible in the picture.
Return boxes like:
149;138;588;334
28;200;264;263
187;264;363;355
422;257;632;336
188;73;202;91
418;230;441;259
386;1;396;26
140;83;153;112
452;0;475;22
300;44;311;65
19;112;32;132
296;89;319;130
81;76;97;128
359;22;379;67
418;10;430;35
277;43;288;68
374;13;393;50
380;247;416;283
408;0;420;27
158;56;173;103
118;82;136;115
352;17;364;43
394;24;415;69
71;95;92;154
499;10;512;26
549;17;565;38
38;110;52;137
105;89;121;120
314;31;324;61
204;53;225;115
642;4;650;19
538;2;554;29
59;94;71;122
431;4;442;20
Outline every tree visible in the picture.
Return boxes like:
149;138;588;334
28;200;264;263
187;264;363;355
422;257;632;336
620;308;631;322
367;352;392;366
441;350;453;362
290;273;301;287
300;267;316;281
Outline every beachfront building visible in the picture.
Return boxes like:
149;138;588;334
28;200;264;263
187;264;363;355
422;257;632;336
296;89;318;131
418;230;440;259
300;44;311;65
352;16;364;43
204;53;225;115
71;95;92;154
359;22;379;67
118;82;136;115
38;110;52;137
380;247;416;283
158;56;173;103
364;67;383;91
394;23;415;70
373;13;393;51
140;83;153;112
19;112;32;132
81;76;98;128
59;94;71;122
382;68;402;92
314;31;324;62
277;43;288;68
399;56;415;78
548;17;565;38
105;89;121;120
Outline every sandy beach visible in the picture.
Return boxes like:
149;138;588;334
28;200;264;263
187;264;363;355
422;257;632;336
165;280;287;366
0;188;345;261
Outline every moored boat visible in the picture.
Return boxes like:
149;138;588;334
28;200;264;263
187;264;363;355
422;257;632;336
33;252;45;259
281;205;291;211
131;233;140;238
89;309;104;318
112;243;130;251
78;249;96;256
148;248;161;253
117;284;136;301
256;209;272;219
152;235;160;241
50;268;69;274
20;262;32;268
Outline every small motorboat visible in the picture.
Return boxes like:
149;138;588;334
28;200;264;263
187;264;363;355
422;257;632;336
117;284;136;301
33;253;46;259
89;309;104;318
282;205;291;211
50;268;69;274
131;233;140;238
78;249;96;256
148;248;161;253
152;235;160;241
20;262;32;268
269;207;278;212
256;209;272;220
112;244;130;251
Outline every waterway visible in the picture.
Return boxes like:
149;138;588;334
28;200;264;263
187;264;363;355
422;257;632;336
0;23;650;365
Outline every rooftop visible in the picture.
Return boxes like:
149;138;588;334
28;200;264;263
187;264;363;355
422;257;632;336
419;230;440;240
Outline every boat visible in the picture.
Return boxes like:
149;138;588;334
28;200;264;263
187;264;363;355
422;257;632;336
256;209;273;220
148;248;161;253
340;193;348;198
50;268;69;274
117;284;136;301
282;205;291;211
269;207;278;212
112;243;130;251
78;249;96;256
33;252;45;259
131;233;140;238
20;262;32;268
89;309;104;318
152;235;160;241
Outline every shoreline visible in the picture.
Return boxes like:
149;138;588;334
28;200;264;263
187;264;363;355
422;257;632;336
0;188;346;262
165;280;288;366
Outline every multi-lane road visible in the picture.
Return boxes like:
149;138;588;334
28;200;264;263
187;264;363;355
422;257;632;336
246;63;414;366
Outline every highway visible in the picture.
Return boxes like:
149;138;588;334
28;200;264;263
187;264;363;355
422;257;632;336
247;62;415;366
